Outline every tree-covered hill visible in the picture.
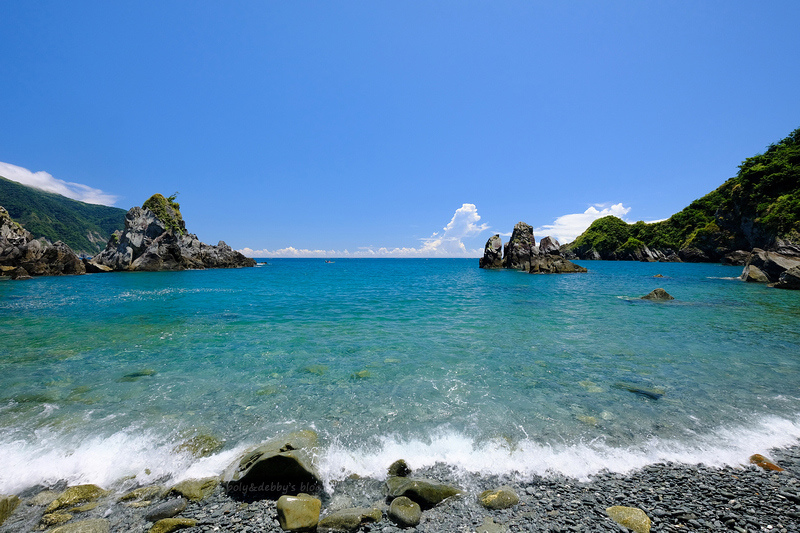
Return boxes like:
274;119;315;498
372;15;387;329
565;127;800;261
0;176;127;255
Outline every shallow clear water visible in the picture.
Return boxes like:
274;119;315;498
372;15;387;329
1;259;799;493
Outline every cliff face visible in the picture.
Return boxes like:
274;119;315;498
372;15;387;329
89;194;255;272
0;206;85;279
564;127;800;263
480;225;586;274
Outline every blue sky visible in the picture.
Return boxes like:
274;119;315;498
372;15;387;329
1;2;798;257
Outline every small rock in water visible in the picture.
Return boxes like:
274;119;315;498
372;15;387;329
606;505;651;533
641;288;674;300
384;476;462;508
276;493;321;531
749;454;784;471
387;459;412;478
388;496;421;527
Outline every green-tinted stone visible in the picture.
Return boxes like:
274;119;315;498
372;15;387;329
167;477;218;501
46;485;109;513
606;506;651;533
276;494;321;531
388;496;421;527
148;518;198;533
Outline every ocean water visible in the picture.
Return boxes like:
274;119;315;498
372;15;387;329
1;258;800;494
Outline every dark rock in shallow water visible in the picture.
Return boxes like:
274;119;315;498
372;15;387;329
224;430;322;499
741;264;770;283
529;255;587;274
641;288;674;300
678;246;713;263
503;222;537;271
770;265;800;290
479;234;504;269
614;382;664;400
741;248;800;283
722;250;750;265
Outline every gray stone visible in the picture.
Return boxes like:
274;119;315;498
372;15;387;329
144;498;188;521
478;486;519;510
388;496;421;527
317;507;383;532
771;265;800;290
224;430;323;498
529;255;587;274
387;459;411;478
476;516;508;533
741;248;800;283
49;518;110;533
641;288;674;300
741;264;770;283
479;234;504;269
276;494;321;532
538;236;561;255
503;222;536;271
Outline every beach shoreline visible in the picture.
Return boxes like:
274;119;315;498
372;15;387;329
2;441;799;532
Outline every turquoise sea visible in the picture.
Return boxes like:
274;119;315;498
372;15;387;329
1;259;800;494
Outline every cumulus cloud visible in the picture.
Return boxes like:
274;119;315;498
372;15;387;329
534;203;632;244
0;161;119;206
240;203;490;258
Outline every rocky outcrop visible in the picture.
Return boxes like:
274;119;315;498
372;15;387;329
771;266;800;290
88;195;255;272
503;222;537;271
478;234;503;269
739;249;800;284
0;206;85;279
224;430;322;499
641;288;674;301
480;223;587;274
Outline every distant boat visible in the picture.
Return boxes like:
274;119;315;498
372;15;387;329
325;260;335;263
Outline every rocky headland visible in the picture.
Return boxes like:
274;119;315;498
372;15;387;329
0;206;85;280
480;222;587;274
1;429;800;533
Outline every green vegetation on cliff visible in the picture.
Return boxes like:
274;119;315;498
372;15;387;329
0;176;127;255
142;192;184;234
568;127;800;260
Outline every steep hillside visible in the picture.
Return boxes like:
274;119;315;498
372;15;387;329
566;127;800;261
0;176;127;255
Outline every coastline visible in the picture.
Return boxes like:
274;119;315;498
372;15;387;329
2;441;799;532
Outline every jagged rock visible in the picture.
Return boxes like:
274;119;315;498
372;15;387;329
503;222;537;271
606;506;651;533
0;495;20;526
276;494;321;532
144;498;188;521
771;265;800;290
387;459;412;478
538;236;560;255
166;478;217;502
641;288;674;301
0;206;86;278
741;264;770;283
741;248;800;283
388;496;421;527
224;430;322;499
478;486;519;509
721;250;750;265
89;194;255;272
678;247;712;263
529;256;587;274
775;239;800;257
148;518;197;533
479;234;504;269
384;476;461;508
317;507;383;532
46;485;108;513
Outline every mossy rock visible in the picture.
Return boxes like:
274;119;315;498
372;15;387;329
167;477;218;501
641;288;674;300
174;433;225;458
479;486;519;510
317;507;383;532
0;495;20;526
46;484;109;513
148;517;197;533
40;512;74;527
276;494;321;532
142;193;184;235
387;459;411;478
606;506;651;533
119;485;165;502
388;496;421;527
50;518;110;533
384;476;461;508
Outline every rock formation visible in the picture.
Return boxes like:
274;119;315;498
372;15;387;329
88;194;255;272
480;223;586;274
503;222;537;271
0;206;85;279
478;234;503;269
641;288;674;301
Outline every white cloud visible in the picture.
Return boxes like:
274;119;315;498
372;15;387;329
240;203;490;258
534;203;632;244
0;161;119;206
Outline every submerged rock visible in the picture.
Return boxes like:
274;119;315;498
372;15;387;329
388;496;421;527
479;234;504;269
224;430;322;499
614;382;664;400
144;498;188;521
384;476;461;508
276;494;321;532
606;506;651;533
641;288;674;300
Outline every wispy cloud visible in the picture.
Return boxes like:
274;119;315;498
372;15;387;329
240;203;490;258
535;203;632;243
0;161;119;206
